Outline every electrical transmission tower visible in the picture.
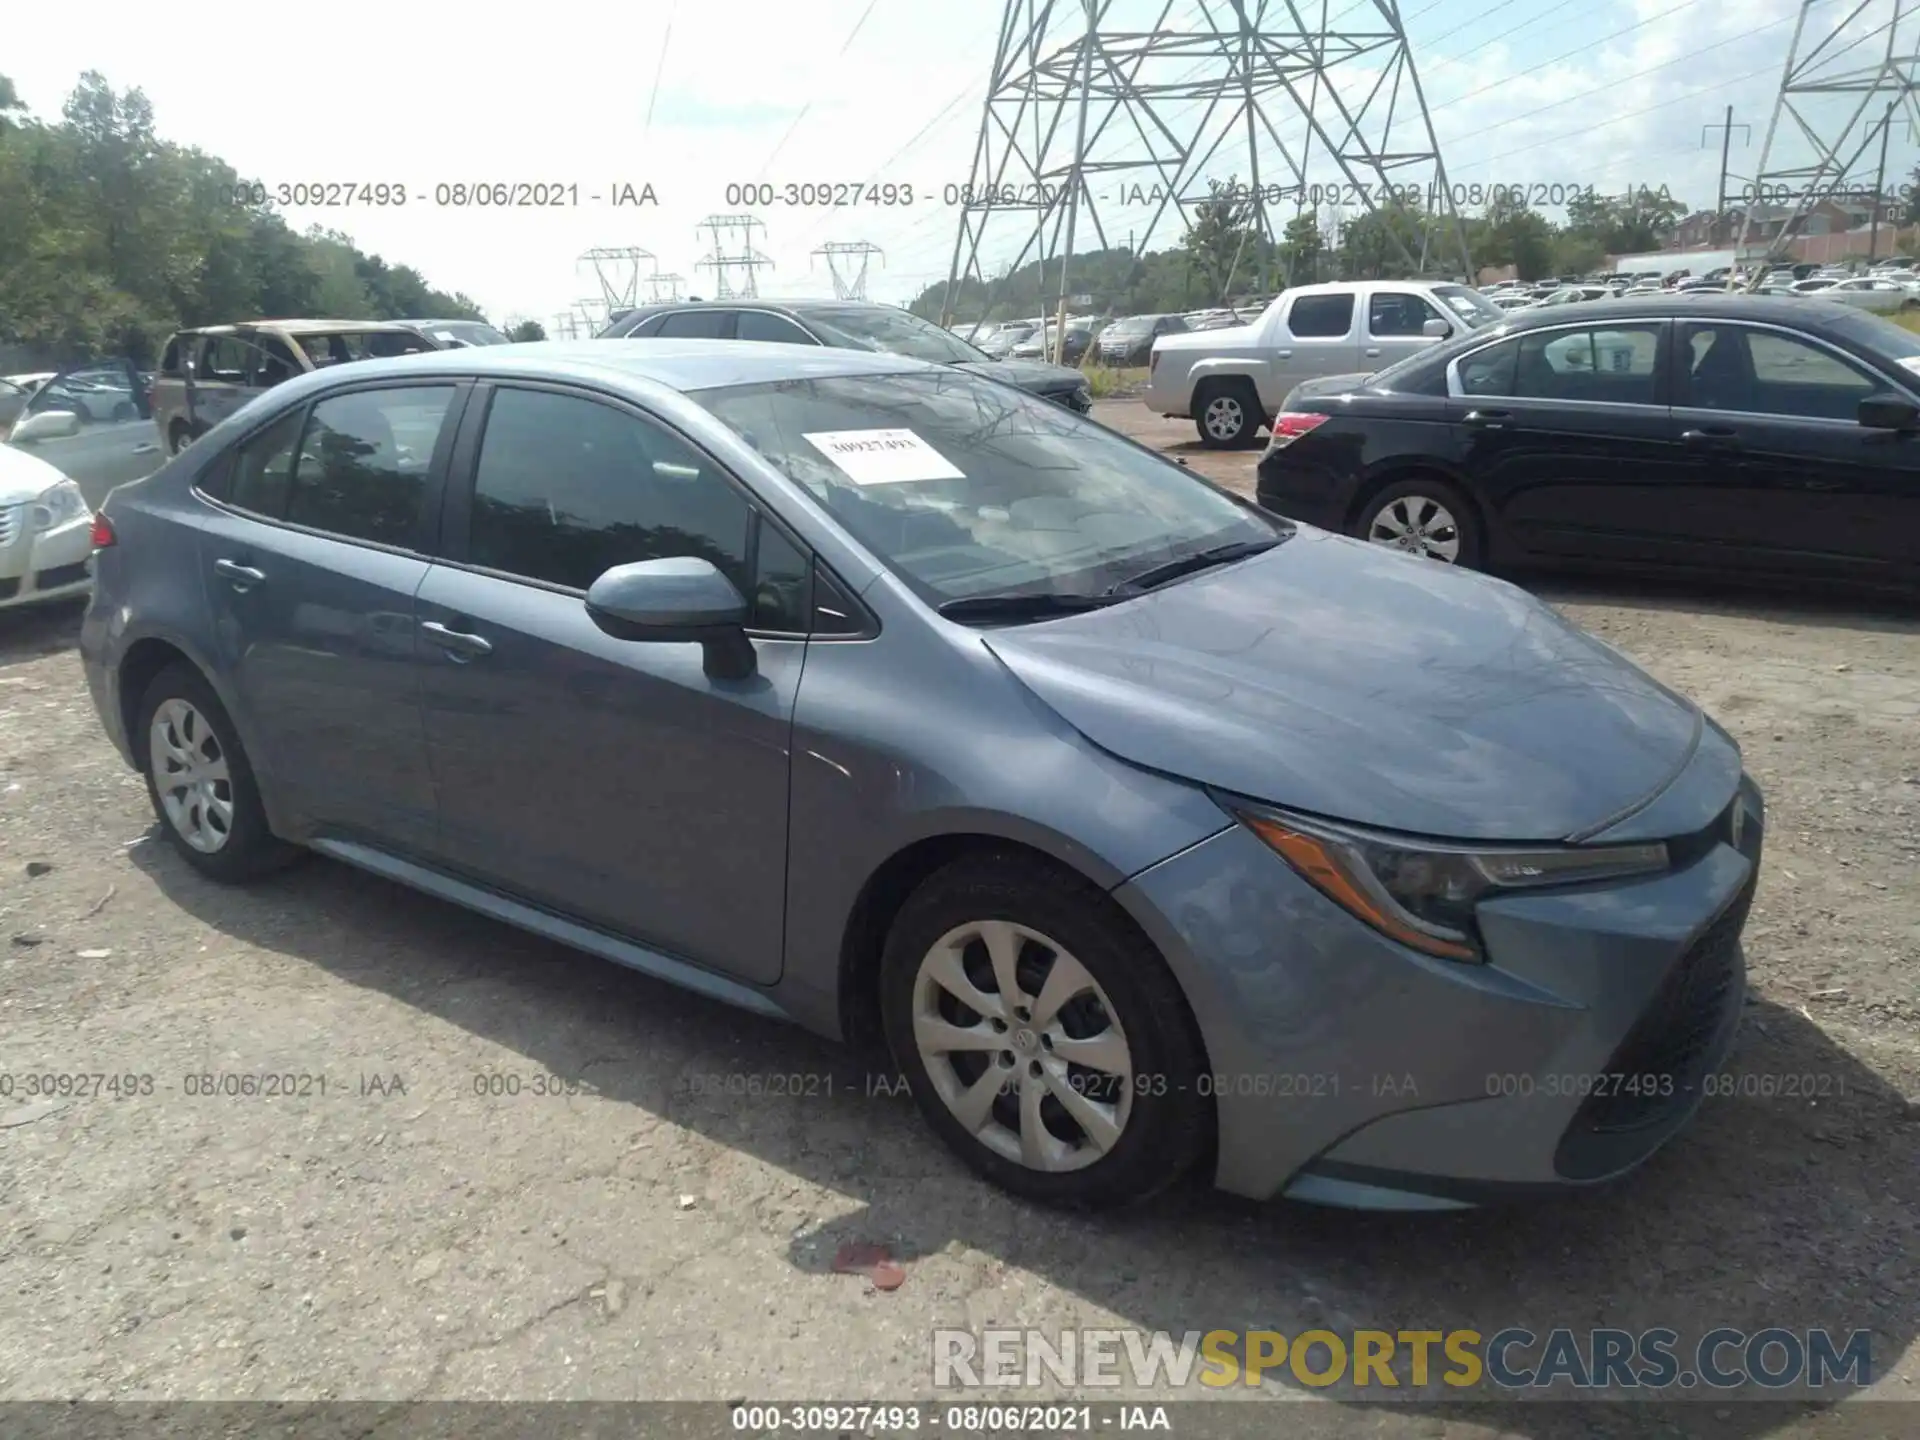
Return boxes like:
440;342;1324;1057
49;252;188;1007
552;313;581;340
642;271;686;303
695;215;775;298
1737;0;1920;271
812;241;886;300
579;247;657;315
940;0;1470;333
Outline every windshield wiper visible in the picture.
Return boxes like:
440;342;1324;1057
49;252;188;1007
936;592;1122;623
1103;538;1279;596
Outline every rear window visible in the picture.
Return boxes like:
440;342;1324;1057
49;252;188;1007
1286;294;1355;338
161;338;184;375
293;330;434;367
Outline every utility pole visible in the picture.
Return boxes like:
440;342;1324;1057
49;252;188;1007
1702;105;1749;244
1870;100;1897;260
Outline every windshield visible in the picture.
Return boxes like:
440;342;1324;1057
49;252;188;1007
793;306;987;364
693;370;1282;610
422;321;511;347
1431;284;1505;326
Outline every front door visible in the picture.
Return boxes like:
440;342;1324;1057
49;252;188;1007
195;382;465;853
185;334;266;434
1447;320;1688;562
1671;320;1920;580
1362;289;1451;372
415;383;806;984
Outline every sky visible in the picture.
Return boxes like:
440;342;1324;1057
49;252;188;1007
9;0;1918;329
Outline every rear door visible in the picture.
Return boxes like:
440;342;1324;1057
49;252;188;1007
1670;319;1919;579
736;310;819;345
1265;291;1360;405
194;382;467;853
1446;320;1689;562
186;334;263;433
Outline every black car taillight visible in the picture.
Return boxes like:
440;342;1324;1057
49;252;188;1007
1264;411;1330;450
90;513;116;548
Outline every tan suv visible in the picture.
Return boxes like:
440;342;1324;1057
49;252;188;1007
151;320;437;455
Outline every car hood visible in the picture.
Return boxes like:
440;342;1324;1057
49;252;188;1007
980;531;1706;843
954;358;1087;393
0;442;72;503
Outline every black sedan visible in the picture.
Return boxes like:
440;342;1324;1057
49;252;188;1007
1254;294;1920;592
598;299;1093;413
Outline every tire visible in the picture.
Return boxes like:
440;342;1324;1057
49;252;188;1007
879;851;1210;1209
167;422;193;455
1353;475;1484;569
1193;378;1263;449
111;400;136;421
135;663;301;882
1902;299;1919;313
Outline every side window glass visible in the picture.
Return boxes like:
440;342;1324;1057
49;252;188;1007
1457;339;1519;396
1685;327;1878;420
656;310;732;339
1285;294;1354;338
284;386;455;546
1368;292;1440;337
250;337;302;388
1514;326;1661;404
810;562;866;636
227;406;307;517
161;338;182;375
469;388;752;595
750;519;810;631
202;337;247;383
737;312;815;345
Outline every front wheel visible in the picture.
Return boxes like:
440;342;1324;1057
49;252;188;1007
1354;476;1484;568
1193;379;1264;449
880;853;1211;1209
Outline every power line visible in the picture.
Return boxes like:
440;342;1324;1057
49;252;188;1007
751;0;884;184
641;1;677;142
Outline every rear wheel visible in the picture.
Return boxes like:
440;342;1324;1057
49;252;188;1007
1193;378;1264;449
1354;475;1484;568
880;852;1210;1209
135;663;301;883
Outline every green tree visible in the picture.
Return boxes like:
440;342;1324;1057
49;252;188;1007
1476;194;1555;280
1182;178;1266;301
507;319;547;342
1277;212;1324;284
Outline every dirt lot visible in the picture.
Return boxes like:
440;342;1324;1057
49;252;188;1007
1;401;1916;1432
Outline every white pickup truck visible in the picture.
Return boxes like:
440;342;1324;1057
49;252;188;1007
1144;280;1507;447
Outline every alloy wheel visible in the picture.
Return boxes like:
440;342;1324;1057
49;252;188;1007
1201;394;1245;442
910;919;1134;1173
1367;494;1462;562
149;698;234;853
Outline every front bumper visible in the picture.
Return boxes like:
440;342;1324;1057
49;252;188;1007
0;507;94;610
1114;774;1763;1208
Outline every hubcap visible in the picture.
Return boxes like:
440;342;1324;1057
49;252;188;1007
1203;395;1244;440
149;698;234;853
911;919;1134;1173
1367;494;1462;563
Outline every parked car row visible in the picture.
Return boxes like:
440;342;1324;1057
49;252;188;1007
1255;292;1920;592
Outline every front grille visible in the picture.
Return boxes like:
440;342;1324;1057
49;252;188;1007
34;561;89;590
1553;875;1754;1179
0;504;21;546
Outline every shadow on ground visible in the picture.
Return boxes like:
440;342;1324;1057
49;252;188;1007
132;839;1917;1433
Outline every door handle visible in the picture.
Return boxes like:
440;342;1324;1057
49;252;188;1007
1463;409;1510;429
420;620;493;659
1680;428;1741;449
1275;349;1292;358
1364;347;1382;357
213;558;265;591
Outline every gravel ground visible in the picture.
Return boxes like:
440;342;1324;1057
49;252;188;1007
0;401;1915;1434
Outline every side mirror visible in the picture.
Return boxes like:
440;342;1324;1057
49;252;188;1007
1857;393;1919;430
584;557;756;680
9;410;81;443
1422;318;1451;338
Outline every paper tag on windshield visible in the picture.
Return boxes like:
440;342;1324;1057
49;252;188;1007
802;429;963;485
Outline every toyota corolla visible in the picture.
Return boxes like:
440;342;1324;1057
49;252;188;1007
79;340;1764;1211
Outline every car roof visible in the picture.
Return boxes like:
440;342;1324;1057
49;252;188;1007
1481;293;1863;329
257;337;934;395
173;319;420;338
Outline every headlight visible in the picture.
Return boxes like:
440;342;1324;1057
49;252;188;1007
29;479;88;531
1235;806;1669;962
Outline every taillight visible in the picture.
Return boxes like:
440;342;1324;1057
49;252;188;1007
90;513;116;548
1265;411;1330;450
1149;350;1160;373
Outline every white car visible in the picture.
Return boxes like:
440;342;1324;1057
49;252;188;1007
0;444;95;612
1817;276;1920;315
1145;280;1506;447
